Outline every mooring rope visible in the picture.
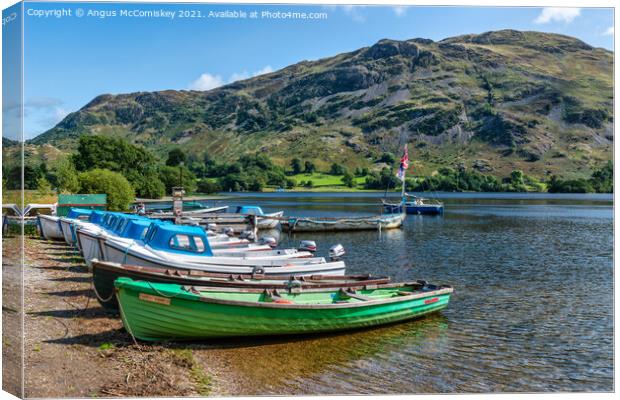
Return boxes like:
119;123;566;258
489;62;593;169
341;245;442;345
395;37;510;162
114;289;139;346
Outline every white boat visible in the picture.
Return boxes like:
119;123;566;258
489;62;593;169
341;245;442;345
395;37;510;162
283;212;405;232
100;223;345;276
38;214;64;240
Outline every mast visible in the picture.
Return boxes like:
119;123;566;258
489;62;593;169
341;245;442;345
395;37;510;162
401;144;408;204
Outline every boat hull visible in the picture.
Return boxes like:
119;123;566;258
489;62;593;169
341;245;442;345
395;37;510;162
38;215;64;240
59;219;75;245
75;228;105;268
405;203;443;215
383;203;443;215
102;240;346;276
115;279;453;341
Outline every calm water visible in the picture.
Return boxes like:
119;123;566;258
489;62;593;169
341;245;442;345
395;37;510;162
202;193;613;394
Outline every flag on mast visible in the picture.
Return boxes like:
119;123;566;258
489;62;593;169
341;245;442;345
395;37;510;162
396;144;409;181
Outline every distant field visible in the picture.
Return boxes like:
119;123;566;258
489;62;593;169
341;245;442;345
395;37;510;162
289;173;366;188
3;190;57;206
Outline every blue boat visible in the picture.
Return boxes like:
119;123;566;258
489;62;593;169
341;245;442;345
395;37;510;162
383;195;444;215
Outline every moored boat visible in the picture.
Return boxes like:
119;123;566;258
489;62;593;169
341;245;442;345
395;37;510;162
38;214;64;240
114;277;453;341
91;259;390;310
283;212;405;232
101;223;346;275
59;208;95;245
382;195;444;215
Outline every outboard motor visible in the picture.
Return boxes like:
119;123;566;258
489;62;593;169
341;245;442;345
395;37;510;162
259;236;277;248
184;218;200;226
239;230;256;241
298;240;317;252
207;223;218;231
224;227;235;237
329;244;346;261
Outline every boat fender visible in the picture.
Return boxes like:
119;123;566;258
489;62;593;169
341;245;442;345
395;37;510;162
224;227;235;237
329;244;346;261
252;266;265;276
259;236;277;248
298;240;317;252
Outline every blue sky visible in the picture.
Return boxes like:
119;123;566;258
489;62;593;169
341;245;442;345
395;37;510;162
20;2;614;139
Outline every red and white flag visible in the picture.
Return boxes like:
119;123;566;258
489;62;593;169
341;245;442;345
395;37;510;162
396;145;409;181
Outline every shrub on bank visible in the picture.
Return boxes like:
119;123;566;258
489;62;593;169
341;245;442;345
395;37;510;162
77;168;135;211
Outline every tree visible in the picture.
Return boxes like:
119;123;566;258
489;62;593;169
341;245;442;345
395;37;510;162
37;177;52;197
342;171;355;188
304;180;314;188
72;135;162;198
55;158;80;193
590;161;613;193
304;161;316;174
158;165;196;195
378;152;396;165
290;158;303;174
354;167;369;177
78;169;135;211
166;148;187;167
197;179;222;194
330;163;346;175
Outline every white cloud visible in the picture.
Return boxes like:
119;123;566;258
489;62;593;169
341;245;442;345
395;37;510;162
190;66;274;91
534;7;581;24
188;73;225;91
393;6;407;17
253;65;274;76
603;26;614;36
341;5;366;23
22;97;69;127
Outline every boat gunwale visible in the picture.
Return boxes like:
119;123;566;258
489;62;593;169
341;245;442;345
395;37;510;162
115;279;453;310
92;259;386;282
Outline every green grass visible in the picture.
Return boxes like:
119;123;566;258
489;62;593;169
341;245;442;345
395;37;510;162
289;172;365;187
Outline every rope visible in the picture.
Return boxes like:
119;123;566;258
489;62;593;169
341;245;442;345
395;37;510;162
122;242;134;264
114;289;139;346
90;277;115;303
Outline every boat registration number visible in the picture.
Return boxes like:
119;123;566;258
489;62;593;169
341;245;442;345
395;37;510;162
139;293;171;306
424;297;439;304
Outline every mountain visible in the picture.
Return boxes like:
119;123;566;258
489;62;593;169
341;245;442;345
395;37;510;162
29;30;613;179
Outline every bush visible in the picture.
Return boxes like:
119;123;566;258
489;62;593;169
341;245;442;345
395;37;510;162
78;169;135;211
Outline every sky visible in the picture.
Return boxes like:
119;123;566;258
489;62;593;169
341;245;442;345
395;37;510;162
15;2;615;139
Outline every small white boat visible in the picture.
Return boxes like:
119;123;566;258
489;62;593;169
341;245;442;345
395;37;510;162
38;214;64;240
101;223;345;276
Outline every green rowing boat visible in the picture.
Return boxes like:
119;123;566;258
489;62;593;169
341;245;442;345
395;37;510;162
114;278;453;341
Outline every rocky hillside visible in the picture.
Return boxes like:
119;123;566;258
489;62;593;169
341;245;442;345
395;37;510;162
29;30;613;179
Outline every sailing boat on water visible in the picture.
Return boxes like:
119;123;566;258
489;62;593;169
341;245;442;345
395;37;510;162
381;145;444;215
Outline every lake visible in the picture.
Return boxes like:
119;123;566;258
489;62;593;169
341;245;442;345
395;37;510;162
196;192;614;394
